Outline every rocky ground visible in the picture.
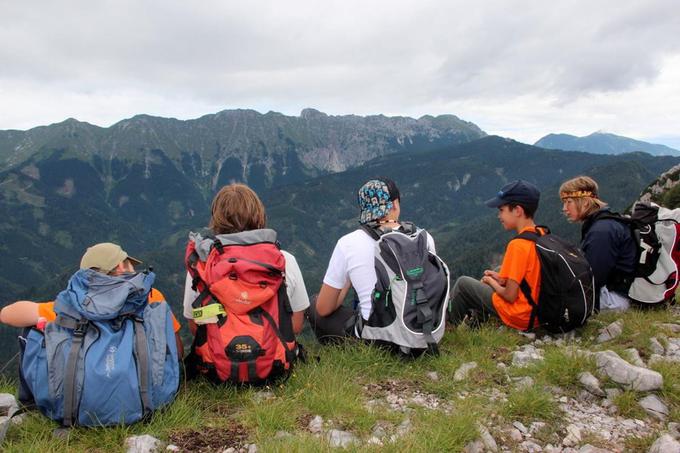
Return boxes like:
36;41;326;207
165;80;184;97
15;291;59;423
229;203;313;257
2;308;680;452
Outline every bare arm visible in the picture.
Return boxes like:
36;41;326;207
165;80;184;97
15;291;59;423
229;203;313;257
481;276;519;303
292;311;304;335
315;283;344;317
0;301;40;327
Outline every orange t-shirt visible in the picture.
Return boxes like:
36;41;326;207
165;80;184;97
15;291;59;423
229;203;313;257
37;288;181;333
491;226;542;330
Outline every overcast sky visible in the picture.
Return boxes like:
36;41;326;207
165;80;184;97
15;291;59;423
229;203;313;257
1;0;679;147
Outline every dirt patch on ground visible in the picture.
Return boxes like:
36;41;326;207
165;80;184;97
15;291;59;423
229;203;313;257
364;379;417;397
169;424;251;452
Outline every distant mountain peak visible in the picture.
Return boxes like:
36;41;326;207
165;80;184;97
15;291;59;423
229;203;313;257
535;131;680;156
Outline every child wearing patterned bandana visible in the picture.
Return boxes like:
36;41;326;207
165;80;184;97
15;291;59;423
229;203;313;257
308;178;437;343
560;176;636;311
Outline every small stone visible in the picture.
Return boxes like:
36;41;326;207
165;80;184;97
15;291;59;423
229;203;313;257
595;350;663;391
367;437;383;446
326;429;359;448
578;445;611;453
253;390;275;402
512;345;544;367
125;435;163;453
669;422;680;440
562;424;581;447
648;433;680;453
513;421;529;434
514;376;535;390
658;323;680;333
53;428;70;439
649;354;666;366
509;428;523;442
497;362;508;370
544;444;561;453
639;394;669;421
396;418;412;436
607;405;619;415
604;388;622;400
519;331;536;341
222;448;236;453
247;444;258;453
578;372;605;396
623;348;646;367
478;424;498;452
529;422;546;433
650;337;665;355
0;394;18;417
166;446;180;452
521;440;543;452
454;362;478;382
464;440;485;453
308;415;324;434
559;396;569;403
597;320;623;343
426;371;439;381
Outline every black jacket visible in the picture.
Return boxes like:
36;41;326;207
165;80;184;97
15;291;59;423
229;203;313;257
581;209;636;292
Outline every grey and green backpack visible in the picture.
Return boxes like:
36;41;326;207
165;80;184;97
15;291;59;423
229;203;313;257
358;222;450;355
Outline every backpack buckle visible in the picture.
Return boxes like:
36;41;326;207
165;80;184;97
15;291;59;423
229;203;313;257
73;321;89;337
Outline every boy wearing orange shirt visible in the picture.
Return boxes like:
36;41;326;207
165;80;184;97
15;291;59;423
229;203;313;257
0;242;183;357
449;180;543;331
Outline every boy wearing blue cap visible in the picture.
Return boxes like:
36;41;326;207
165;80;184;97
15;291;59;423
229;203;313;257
449;180;543;331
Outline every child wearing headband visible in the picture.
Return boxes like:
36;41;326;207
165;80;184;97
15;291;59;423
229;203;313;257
560;176;636;311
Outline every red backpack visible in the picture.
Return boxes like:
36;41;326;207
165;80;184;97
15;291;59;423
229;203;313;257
184;229;298;384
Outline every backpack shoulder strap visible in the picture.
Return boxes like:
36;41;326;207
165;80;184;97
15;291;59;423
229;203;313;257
360;222;384;241
512;227;548;332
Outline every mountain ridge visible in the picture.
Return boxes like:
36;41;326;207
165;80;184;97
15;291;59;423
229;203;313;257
0;108;486;191
535;132;680;156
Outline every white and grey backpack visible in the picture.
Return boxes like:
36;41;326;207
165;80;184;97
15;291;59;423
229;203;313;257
358;222;450;355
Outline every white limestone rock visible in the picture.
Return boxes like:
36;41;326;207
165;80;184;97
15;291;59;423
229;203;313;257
125;435;164;453
454;362;478;382
596;320;623;343
595;350;663;391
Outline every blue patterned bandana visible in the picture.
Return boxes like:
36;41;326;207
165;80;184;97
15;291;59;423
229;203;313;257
358;179;393;224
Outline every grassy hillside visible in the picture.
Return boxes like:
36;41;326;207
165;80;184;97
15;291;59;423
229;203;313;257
2;307;680;452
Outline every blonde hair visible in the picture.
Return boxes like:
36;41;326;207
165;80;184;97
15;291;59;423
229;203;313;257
209;184;266;234
559;176;607;220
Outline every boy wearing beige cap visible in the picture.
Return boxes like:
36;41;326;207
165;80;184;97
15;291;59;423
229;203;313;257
0;242;183;356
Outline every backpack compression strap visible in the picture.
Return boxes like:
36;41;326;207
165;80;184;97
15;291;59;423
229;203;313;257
56;316;89;427
513;227;548;333
413;281;439;355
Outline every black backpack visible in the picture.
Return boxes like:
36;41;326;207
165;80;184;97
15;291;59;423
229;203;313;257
516;228;595;333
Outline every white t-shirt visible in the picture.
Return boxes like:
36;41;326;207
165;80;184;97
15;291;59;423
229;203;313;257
183;250;310;323
323;228;436;320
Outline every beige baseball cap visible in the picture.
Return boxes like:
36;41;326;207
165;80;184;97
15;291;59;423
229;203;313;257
79;242;142;273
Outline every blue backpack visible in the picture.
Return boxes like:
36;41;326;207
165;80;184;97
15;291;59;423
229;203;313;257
19;269;179;426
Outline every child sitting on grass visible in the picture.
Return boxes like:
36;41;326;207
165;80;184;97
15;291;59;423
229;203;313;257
449;180;544;331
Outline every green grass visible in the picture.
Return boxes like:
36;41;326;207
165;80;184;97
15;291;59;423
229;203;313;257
519;345;596;389
2;308;680;452
613;390;647;420
501;385;560;423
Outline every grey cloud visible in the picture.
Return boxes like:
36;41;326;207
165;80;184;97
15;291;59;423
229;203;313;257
0;0;678;131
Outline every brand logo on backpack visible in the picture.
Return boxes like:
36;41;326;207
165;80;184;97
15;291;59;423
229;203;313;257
236;291;251;305
105;346;117;378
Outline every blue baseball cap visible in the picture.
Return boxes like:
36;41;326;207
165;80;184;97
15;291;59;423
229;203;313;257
485;180;540;209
